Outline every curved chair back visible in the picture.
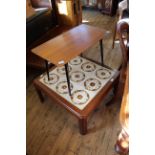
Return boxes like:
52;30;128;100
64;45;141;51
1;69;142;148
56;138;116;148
117;20;129;79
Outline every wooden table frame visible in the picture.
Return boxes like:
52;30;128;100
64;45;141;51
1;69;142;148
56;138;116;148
32;24;120;134
34;67;119;135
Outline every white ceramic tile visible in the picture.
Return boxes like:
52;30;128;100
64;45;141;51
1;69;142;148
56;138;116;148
39;56;117;110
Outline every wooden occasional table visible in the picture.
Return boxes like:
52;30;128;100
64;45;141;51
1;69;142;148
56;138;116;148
32;24;119;134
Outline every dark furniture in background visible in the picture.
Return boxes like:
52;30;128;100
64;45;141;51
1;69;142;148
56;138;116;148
26;9;56;48
26;0;82;70
112;0;129;48
26;0;59;70
81;0;118;16
101;0;118;16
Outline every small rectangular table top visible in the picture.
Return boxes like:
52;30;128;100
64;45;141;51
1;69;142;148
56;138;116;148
32;24;105;67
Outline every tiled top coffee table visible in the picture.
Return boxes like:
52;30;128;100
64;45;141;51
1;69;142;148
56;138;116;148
32;24;119;134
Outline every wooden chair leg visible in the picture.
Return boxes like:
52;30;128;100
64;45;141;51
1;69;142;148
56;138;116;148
79;117;87;135
115;129;129;154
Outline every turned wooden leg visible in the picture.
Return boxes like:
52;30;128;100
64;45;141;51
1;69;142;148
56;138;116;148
34;86;44;103
115;129;129;154
79;117;87;135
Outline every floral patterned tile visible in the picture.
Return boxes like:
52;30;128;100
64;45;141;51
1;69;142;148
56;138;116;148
39;56;117;110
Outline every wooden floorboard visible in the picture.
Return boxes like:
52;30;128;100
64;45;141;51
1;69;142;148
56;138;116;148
27;9;122;155
27;85;121;155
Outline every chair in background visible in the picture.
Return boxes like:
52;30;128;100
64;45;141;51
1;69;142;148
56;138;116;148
112;0;128;48
115;64;129;154
106;18;129;107
30;0;52;8
114;19;129;154
117;19;129;86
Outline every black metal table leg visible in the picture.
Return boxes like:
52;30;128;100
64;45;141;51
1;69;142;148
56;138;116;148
99;39;104;66
64;63;72;96
45;60;50;81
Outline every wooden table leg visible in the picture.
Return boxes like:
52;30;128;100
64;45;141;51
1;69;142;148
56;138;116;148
34;85;44;103
80;53;83;57
79;117;87;135
112;75;125;103
105;75;120;106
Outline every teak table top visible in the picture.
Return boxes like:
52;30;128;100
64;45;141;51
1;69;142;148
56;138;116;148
32;24;105;67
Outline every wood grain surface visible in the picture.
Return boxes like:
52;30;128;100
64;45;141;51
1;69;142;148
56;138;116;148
32;24;105;67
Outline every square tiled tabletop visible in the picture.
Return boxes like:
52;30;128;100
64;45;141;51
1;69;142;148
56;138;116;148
39;56;117;110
